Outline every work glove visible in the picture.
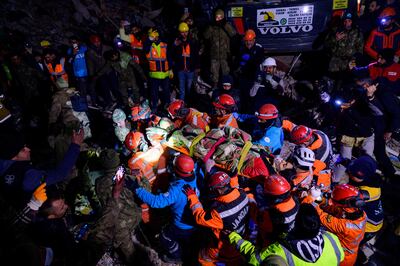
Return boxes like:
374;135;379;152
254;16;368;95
266;75;279;89
28;183;47;211
169;70;174;79
310;186;322;201
182;184;196;197
141;203;150;223
250;82;264;97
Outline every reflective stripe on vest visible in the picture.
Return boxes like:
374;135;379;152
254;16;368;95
146;42;169;73
324;232;342;265
313;130;332;165
224;114;234;128
182;43;190;70
129;34;143;50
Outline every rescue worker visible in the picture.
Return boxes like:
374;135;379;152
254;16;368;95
167;99;209;131
365;7;400;59
304;184;367;266
288;146;316;192
228;203;344;266
172;22;200;100
67;36;89;102
132;154;199;263
257;174;300;244
43;49;68;89
119;20;145;65
144;28;173;113
203;9;236;88
253;104;284;154
235;29;264;112
211;94;239;128
92;149;142;264
212;75;241;111
183;171;249;265
251;57;284;112
347;156;383;264
289;124;333;189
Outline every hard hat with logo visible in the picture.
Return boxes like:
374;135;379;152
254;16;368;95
212;94;236;110
331;184;365;208
263;174;291;197
379;7;396;19
208;171;231;189
148;28;159;39
167;99;185;118
293;146;315;168
243;29;256;41
174;154;195;177
255;104;278;120
290;125;313;145
124;131;145;151
178;22;189;33
262;57;277;67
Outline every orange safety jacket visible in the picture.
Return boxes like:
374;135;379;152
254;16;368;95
46;58;68;82
129;34;143;64
212;113;239;129
304;197;367;266
188;188;250;265
146;42;169;73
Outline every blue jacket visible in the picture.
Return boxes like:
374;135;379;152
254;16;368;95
136;176;199;230
68;45;88;77
0;143;81;192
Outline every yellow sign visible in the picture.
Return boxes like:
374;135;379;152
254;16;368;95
231;7;243;17
333;0;348;10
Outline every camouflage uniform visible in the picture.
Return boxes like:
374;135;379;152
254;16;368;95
204;22;236;84
325;27;364;72
92;166;142;263
110;51;146;106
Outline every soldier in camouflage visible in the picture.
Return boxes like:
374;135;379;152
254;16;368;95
203;9;236;87
325;12;364;73
90;149;142;264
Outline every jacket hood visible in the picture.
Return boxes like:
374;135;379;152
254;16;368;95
284;231;325;263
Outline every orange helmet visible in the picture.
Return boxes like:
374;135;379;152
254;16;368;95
124;132;144;151
290;125;313;145
255;104;278;120
243;29;256;41
331;184;365;208
379;7;396;19
264;174;291;196
213;94;236;110
174;154;195;177
167;100;185;118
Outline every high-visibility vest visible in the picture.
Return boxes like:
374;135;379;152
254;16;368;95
251;231;344;266
181;43;190;71
146;42;169;79
129;34;143;64
46;58;68;82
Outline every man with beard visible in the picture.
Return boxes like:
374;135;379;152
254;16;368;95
365;7;400;59
203;9;236;89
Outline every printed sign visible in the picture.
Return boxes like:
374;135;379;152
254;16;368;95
231;7;243;17
333;0;348;10
257;5;314;35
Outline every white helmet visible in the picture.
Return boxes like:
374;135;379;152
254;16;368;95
262;57;277;67
293;147;315;168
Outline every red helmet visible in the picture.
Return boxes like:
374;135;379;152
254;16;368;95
167;100;185;118
124;132;144;151
255;104;278;120
243;29;256;41
290;125;313;145
174;154;195;177
208;171;231;189
263;174;291;196
213;94;236;110
332;184;363;208
379;7;396;19
89;35;101;45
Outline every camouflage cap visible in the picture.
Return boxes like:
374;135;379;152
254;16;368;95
99;149;120;170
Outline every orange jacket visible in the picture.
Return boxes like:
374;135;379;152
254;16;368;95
174;108;210;131
212;113;239;129
129;34;143;64
46;58;68;82
188;188;250;265
304;197;367;266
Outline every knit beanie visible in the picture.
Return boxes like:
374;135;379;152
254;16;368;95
0;132;25;160
99;149;120;170
347;155;377;181
215;9;225;19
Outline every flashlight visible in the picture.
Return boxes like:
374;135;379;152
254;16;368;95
334;99;343;106
381;18;387;24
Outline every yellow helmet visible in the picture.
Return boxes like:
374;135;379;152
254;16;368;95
40;40;51;47
148;28;159;39
178;22;189;33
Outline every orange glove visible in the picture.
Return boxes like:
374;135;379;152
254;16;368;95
28;183;47;210
141;203;150;223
